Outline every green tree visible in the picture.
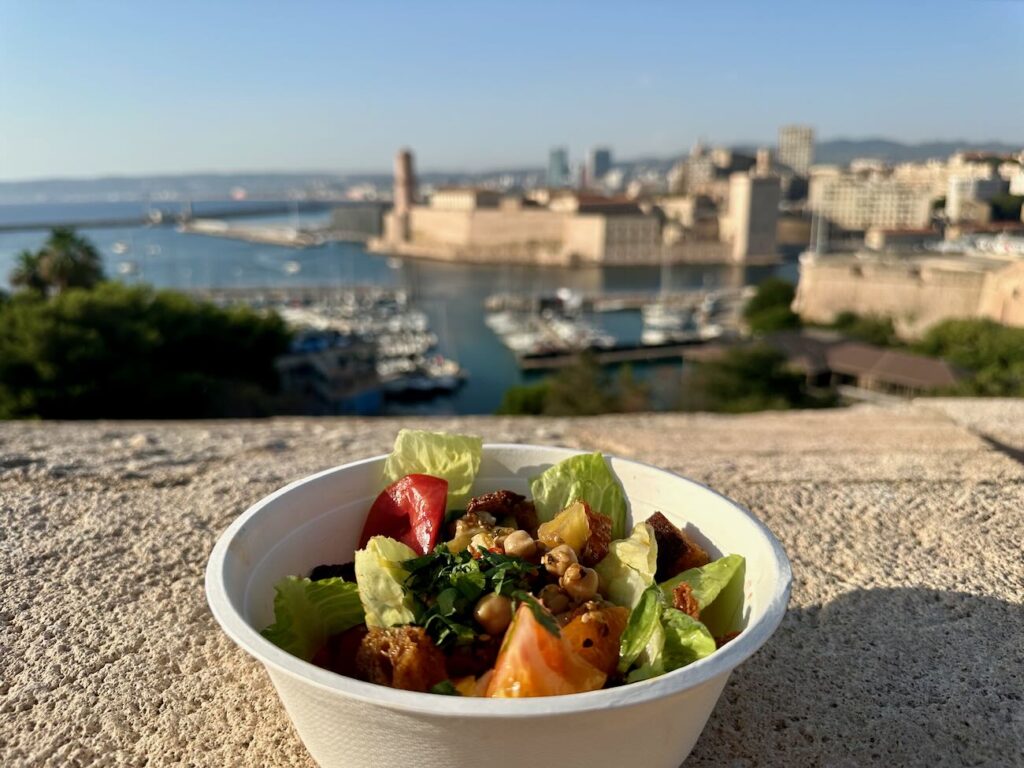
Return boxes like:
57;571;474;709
744;278;801;333
680;345;823;413
35;227;105;293
914;318;1024;396
0;283;291;418
543;352;618;415
496;380;549;415
830;311;899;347
8;250;47;295
614;364;650;413
497;353;653;416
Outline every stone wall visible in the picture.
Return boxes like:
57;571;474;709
793;255;992;337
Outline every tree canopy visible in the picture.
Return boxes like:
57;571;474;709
0;282;291;419
743;278;801;333
9;227;105;295
680;345;828;413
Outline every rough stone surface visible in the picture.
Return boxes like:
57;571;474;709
1;401;1022;767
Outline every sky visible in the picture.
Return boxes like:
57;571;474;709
1;0;1022;181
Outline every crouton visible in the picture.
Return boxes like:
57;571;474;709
354;626;447;692
647;511;710;581
467;490;539;537
672;582;701;620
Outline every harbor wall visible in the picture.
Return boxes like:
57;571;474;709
793;255;1004;337
978;262;1024;327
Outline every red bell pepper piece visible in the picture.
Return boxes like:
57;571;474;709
357;474;448;555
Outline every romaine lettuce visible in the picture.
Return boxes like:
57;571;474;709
659;607;717;668
381;429;483;508
261;576;364;661
594;521;658;608
660;554;746;637
617;584;663;673
618;584;718;681
354;535;418;628
530;452;627;539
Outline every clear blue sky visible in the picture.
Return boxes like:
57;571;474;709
1;0;1022;180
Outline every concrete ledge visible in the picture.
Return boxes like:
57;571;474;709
1;401;1022;766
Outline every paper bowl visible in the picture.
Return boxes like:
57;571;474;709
206;444;791;768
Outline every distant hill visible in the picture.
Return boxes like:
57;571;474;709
1;138;1020;204
811;138;1021;165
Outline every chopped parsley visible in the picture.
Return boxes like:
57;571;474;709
402;545;537;649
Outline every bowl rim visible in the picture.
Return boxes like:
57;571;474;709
205;443;792;717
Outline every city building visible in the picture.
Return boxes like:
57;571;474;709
778;125;814;175
808;171;933;231
864;227;940;252
588;147;613;184
548;147;570;188
722;173;781;261
946;175;1010;222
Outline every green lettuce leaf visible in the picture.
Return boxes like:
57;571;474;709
660;554;746;637
261;576;364;661
530;452;628;539
660;608;717;669
354;536;418;628
382;429;483;507
617;584;663;674
594;521;658;608
625;606;717;682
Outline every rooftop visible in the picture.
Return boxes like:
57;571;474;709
2;401;1022;766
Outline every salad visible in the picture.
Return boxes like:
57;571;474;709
261;430;746;698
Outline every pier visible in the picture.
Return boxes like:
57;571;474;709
516;341;706;370
0;201;333;233
485;287;752;314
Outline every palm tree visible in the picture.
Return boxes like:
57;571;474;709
9;249;47;294
37;227;105;293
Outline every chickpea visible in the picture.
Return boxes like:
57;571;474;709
474;593;513;635
537;583;571;614
560;563;599;602
502;529;537;560
542;544;578;578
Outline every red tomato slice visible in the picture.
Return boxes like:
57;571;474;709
357;474;448;555
485;603;607;698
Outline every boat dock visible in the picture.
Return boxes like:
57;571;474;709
517;341;717;370
484;287;751;314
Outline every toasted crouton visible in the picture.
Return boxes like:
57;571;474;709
354;626;447;692
647;511;710;581
672;582;701;620
578;503;612;566
467;490;539;537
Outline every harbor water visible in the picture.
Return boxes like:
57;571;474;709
0;201;797;414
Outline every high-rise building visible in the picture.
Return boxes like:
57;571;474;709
946;175;1010;222
588;147;612;183
778;125;814;176
548;147;570;188
808;172;932;230
394;148;417;216
726;172;781;261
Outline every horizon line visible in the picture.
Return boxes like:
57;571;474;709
1;135;1021;186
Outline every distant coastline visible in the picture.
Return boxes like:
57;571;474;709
2;138;1019;205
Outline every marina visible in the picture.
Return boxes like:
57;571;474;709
484;286;747;366
0;200;793;413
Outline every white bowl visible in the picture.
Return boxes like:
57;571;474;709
206;444;791;768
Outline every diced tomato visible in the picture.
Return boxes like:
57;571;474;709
357;474;448;555
485;603;607;698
